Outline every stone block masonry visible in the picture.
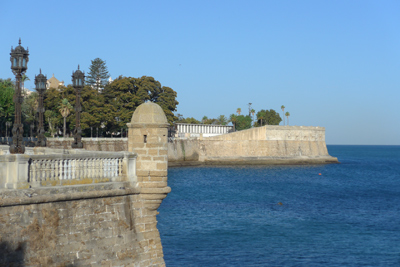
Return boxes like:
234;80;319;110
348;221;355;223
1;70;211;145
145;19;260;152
0;183;166;266
168;125;339;166
0;102;171;266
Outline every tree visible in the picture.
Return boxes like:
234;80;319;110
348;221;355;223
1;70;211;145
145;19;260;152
255;109;282;126
21;75;30;90
281;105;285;126
44;110;58;137
230;114;237;131
285;112;290;125
58;98;73;137
216;115;228;125
237;108;241;115
86;58;110;91
22;92;39;134
102;76;178;134
251;109;255;126
177;117;200;124
0;79;15;136
230;114;252;131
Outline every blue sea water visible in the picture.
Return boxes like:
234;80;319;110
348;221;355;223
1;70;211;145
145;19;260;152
158;145;400;266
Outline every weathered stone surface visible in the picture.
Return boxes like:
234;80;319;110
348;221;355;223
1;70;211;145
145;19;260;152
0;102;171;266
168;126;339;165
0;185;165;266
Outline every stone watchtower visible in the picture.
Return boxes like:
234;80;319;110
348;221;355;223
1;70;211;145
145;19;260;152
126;102;171;265
127;102;169;189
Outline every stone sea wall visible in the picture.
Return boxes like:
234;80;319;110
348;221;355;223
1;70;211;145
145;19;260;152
0;183;165;266
168;126;338;165
0;102;171;266
46;137;128;151
46;126;338;166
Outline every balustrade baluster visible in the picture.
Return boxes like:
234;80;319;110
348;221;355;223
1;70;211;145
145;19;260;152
118;158;123;177
40;160;45;181
50;160;55;180
106;158;111;177
83;159;87;178
30;160;36;182
110;158;114;177
111;158;118;177
71;159;76;180
100;158;104;178
55;159;59;180
68;159;72;179
60;160;64;180
96;158;101;178
76;158;81;179
89;158;94;178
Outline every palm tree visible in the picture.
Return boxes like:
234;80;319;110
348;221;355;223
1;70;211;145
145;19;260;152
285;112;290;126
251;109;255;126
58;98;73;137
281;105;285;126
21;74;30;96
237;108;241;115
257;114;263;126
230;114;237;131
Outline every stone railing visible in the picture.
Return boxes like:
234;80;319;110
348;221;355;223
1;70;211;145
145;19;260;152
0;146;137;189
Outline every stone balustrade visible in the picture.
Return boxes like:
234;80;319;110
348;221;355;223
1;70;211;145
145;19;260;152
0;146;137;189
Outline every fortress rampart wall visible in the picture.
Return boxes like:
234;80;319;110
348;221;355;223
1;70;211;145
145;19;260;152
168;126;337;165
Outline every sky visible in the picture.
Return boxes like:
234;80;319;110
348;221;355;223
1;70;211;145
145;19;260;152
1;0;399;145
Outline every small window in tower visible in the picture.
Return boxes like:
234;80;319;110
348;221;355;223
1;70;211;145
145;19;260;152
144;135;147;143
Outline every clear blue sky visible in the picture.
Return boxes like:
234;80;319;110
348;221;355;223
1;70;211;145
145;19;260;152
1;0;399;145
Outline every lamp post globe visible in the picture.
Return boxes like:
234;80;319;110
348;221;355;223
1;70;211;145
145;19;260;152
35;69;47;147
71;65;85;149
9;38;29;154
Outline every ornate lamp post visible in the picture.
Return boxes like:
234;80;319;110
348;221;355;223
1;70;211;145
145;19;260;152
35;69;47;146
71;65;85;149
9;39;29;154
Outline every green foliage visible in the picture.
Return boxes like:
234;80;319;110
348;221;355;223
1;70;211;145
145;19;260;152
199;115;228;125
285;111;290;125
58;98;73;137
102;76;178;134
0;79;15;133
230;114;252;131
22;92;38;125
86;58;110;91
216;115;228;125
44;85;104;136
44;110;58;137
255;109;282;126
44;87;63;135
176;117;200;124
3;73;178;137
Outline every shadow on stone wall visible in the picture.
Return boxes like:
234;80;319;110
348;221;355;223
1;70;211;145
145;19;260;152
0;241;25;266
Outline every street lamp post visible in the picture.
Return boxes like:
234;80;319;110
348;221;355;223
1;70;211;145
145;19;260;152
71;65;85;149
9;39;29;154
35;69;47;147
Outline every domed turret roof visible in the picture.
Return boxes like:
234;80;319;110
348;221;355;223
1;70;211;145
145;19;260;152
11;39;28;54
130;102;168;125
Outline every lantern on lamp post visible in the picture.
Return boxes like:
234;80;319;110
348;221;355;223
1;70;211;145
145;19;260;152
9;38;29;154
35;69;47;146
71;65;85;149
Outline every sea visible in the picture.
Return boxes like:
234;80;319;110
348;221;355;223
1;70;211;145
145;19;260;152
157;145;400;266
